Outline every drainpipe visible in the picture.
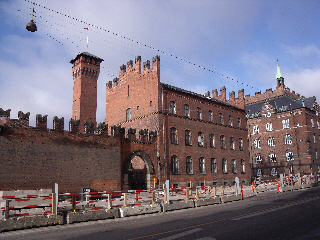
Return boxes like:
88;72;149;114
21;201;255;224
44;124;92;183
162;87;166;185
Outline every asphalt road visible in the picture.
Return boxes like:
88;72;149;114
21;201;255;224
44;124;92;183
1;187;320;240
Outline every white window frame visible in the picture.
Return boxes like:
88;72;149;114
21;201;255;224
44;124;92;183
282;119;290;129
269;152;277;162
198;132;204;147
266;122;273;132
255;154;262;164
285;134;292;145
254;139;261;149
271;168;277;176
286;151;294;161
268;137;275;147
253;125;259;134
257;169;262;177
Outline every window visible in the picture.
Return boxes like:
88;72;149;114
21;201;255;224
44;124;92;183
285;134;292;145
211;158;217;174
237;118;241;129
198;132;204;147
271;168;277;176
239;138;243;150
230;137;235;150
170;127;177;144
126;108;131;121
268;137;275;147
266;123;273;132
170;101;176;114
184;104;189;117
229;116;232;126
209;134;215;148
186;156;193;174
314;133;316;143
318;121;320;129
199;157;205;174
219;113;223;124
220;135;225;149
185;130;191;145
254;139;261;149
232;159;236;173
311;119;314;128
222;158;227;173
253;125;259;134
197;107;202;120
255;154;262;164
171;155;179;174
269;152;276;162
241;160;245;173
286;151;294;161
208;110;213;122
257;169;262;177
282;119;290;129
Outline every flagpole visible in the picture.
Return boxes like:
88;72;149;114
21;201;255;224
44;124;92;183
84;27;89;51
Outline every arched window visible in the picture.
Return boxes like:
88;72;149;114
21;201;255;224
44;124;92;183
186;156;193;174
230;137;235;150
241;160;245;173
170;127;177;144
198;132;204;147
269;152;276;162
232;159;236;173
171;155;179;174
208;110;213;122
197;107;202;120
268;137;275;147
285;134;292;145
199;157;205;174
222;158;227;173
220;135;225;149
185;130;191;146
286;151;294;161
184;104;189;117
211;158;217;174
170;101;176;114
126;108;131;121
255;154;262;164
219;113;223;124
209;134;215;148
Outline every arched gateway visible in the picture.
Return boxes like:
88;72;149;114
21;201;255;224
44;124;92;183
123;151;155;190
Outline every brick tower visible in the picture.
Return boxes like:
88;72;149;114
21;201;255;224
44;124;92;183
70;52;104;132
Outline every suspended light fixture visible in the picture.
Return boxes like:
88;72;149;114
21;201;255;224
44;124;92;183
26;2;37;32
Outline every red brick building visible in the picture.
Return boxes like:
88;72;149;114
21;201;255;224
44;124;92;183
105;55;250;188
245;64;320;177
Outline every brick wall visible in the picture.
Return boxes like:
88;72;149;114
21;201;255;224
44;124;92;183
0;125;121;193
248;103;320;177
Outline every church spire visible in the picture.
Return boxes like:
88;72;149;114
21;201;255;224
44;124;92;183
276;60;284;88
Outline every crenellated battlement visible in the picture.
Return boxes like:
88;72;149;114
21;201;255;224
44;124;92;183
106;55;160;90
210;86;245;109
111;126;157;143
244;85;304;104
1;109;158;146
36;114;48;131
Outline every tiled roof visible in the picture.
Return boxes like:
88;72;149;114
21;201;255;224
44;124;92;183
160;83;242;110
245;94;311;119
70;52;104;63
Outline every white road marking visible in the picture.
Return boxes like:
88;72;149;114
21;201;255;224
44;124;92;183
160;227;202;240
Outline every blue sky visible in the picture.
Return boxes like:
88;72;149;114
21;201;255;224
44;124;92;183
1;0;319;128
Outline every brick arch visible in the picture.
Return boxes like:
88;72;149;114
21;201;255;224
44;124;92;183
123;151;155;190
123;151;155;174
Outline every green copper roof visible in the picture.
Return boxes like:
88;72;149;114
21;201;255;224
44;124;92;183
276;62;283;79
